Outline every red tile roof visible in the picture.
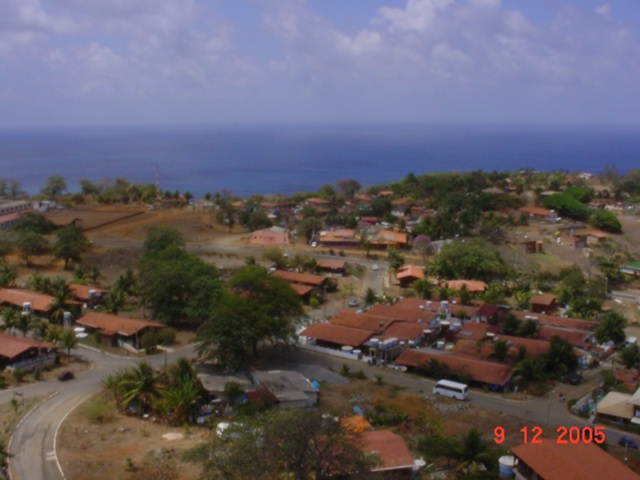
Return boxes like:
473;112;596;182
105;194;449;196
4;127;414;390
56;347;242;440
512;442;639;480
330;311;396;333
395;350;513;386
76;312;163;337
0;213;19;225
0;332;55;360
494;334;551;357
357;430;414;472
530;293;557;307
70;284;108;301
300;323;374;347
396;265;425;281
289;283;314;296
520;206;554;217
444;280;487;293
381;322;425;341
538;325;592;348
514;312;597;331
273;270;326;287
366;304;437;324
316;259;346;270
0;288;54;313
456;323;490;341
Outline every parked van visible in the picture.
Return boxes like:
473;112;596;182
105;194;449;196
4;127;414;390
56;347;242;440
433;379;469;400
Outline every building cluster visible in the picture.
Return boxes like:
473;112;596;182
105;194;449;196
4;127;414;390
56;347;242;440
300;297;600;391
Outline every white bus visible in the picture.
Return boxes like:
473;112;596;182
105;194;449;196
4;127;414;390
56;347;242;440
433;379;469;400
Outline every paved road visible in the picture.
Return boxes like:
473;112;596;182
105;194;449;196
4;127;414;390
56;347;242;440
8;344;196;480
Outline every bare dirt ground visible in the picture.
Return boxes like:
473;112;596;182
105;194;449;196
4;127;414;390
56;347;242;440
0;396;42;447
85;207;242;244
46;206;144;231
58;394;206;480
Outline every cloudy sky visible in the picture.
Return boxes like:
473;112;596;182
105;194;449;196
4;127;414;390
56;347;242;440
1;0;639;126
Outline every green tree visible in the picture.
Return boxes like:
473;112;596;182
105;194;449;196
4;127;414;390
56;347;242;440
502;314;520;335
621;344;640;369
113;362;160;412
198;266;303;369
595;311;627;344
60;329;78;356
138;229;222;328
545;336;578;376
412;278;432;299
54;225;90;269
297;217;322;243
516;319;538;338
492;340;509;361
387;249;405;271
143;226;184;254
200;409;370;480
0;262;16;287
542;193;590;220
40;175;67;199
364;288;377;306
336;179;361;198
429;240;508;282
12;213;56;234
0;233;13;259
263;247;288;269
16;231;47;266
589;210;622;233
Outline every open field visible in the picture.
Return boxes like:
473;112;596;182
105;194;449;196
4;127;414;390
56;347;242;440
46;207;145;231
58;393;205;480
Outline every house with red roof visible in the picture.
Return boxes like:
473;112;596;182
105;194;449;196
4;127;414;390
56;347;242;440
356;430;415;475
0;332;56;371
76;312;164;349
512;441;638;480
396;265;425;288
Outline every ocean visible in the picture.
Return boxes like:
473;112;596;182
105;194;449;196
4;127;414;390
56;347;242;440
0;124;638;197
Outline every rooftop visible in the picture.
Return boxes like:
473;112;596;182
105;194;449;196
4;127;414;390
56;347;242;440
0;288;55;313
444;280;487;293
396;349;513;386
0;332;54;360
396;265;425;281
249;228;290;246
301;322;374;347
251;369;317;404
357;430;414;472
530;293;557;307
512;441;638;480
76;312;163;337
273;270;327;286
70;284;108;301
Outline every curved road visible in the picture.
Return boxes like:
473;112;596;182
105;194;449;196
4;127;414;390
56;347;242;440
7;344;196;480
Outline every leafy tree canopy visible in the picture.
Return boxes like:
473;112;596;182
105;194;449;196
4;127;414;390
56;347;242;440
429;240;509;282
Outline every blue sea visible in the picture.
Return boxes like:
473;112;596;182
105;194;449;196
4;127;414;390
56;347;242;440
0;124;638;197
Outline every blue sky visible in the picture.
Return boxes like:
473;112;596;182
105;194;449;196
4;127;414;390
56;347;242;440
1;0;639;126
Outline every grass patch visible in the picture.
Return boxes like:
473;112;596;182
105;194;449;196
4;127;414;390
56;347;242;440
80;395;116;425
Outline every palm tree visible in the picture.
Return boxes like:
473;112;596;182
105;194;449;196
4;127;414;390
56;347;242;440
118;362;160;413
102;371;126;409
49;279;72;323
1;307;20;333
60;329;77;357
159;377;200;425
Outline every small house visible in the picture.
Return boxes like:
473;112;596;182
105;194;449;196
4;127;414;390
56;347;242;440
523;239;544;254
356;430;415;477
76;312;164;349
251;370;319;408
530;293;558;314
396;265;425;288
0;332;56;371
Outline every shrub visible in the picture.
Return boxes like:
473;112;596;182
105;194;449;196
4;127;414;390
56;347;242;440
140;330;160;351
80;396;116;425
158;328;177;346
589;210;622;233
12;369;26;383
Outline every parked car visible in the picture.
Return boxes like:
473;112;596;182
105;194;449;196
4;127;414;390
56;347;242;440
347;298;360;308
561;372;583;385
371;264;380;271
58;371;75;382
